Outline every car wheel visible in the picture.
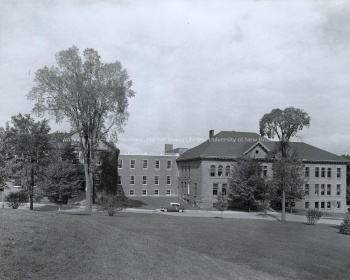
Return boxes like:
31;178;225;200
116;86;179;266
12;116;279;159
164;208;167;212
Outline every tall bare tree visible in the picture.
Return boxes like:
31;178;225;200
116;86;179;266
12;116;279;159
260;107;310;221
27;46;135;212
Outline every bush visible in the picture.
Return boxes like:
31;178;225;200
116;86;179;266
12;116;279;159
340;213;350;235
306;209;323;225
99;194;125;216
5;191;29;209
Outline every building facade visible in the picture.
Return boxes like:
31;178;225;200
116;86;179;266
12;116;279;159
118;145;186;197
177;130;348;212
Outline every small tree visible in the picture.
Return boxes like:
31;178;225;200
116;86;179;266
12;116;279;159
5;191;29;209
99;192;125;216
214;192;227;218
306;209;323;225
340;213;350;235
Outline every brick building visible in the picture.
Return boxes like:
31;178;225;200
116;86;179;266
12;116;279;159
117;145;186;197
177;130;348;212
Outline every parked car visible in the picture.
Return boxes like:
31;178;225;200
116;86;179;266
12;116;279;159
161;202;185;212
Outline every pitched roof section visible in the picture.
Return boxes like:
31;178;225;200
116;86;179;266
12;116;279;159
177;131;349;163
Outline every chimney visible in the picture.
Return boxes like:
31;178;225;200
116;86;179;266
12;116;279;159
165;144;173;154
209;130;214;140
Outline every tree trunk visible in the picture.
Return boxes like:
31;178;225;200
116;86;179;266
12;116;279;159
30;167;34;210
281;190;286;221
84;163;92;212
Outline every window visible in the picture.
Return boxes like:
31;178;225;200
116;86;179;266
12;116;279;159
118;159;123;169
321;184;325;195
72;151;80;164
315;201;319;208
181;166;184;177
94;174;101;186
305;202;309;209
117;176;122;185
305;184;309;195
187;183;190;195
327;168;331;178
315;184;319;195
129;189;135;196
166;176;171;185
142;190;147;196
315;167;319;177
167;160;171;169
337;184;341;195
142;176;147;185
184;167;187;178
327;201;331;209
210;165;216;177
337;201;341;209
218;165;223;177
263;165;267;177
154;189;159;196
181;182;183;194
337;168;341;178
130;175;135;185
166;189;171;195
225;166;230;177
321;201;325;209
222;183;227;195
130;159;135;169
305;167;309;177
327;184;331;195
155;176;159;185
213;183;218;196
321;167;325;178
143;159;148;169
155;160;160;169
188;167;190;178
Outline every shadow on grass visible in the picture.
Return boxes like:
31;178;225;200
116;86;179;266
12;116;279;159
123;198;147;208
34;205;79;212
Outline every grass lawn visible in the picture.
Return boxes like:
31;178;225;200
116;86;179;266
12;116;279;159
0;209;349;280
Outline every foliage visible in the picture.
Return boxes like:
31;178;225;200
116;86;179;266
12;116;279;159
259;107;311;221
306;209;323;225
214;192;227;218
5;191;29;209
271;149;306;213
339;213;350;235
28;46;135;212
3;114;50;210
95;143;120;195
228;157;271;212
98;193;125;216
340;154;350;204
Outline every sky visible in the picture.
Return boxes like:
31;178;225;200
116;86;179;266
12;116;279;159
1;0;350;155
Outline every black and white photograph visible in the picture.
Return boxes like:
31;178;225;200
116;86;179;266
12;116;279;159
1;0;350;279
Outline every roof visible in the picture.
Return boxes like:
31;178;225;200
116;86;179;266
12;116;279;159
177;131;349;163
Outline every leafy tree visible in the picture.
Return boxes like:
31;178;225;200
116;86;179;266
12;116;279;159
228;157;269;212
271;150;306;213
39;132;84;205
4;114;50;210
260;107;310;221
340;154;350;205
28;46;135;212
5;190;29;209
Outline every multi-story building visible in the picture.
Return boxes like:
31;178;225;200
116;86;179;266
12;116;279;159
177;130;349;212
118;145;186;197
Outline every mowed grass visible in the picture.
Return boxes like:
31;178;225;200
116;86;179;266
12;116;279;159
0;209;349;280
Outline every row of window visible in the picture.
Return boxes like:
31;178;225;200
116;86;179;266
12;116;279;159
129;189;172;196
118;159;172;170
305;201;341;209
213;183;227;196
118;175;172;185
180;182;194;196
305;167;341;178
210;165;231;177
180;166;191;178
305;184;341;196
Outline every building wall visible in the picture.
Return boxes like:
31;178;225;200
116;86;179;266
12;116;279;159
118;154;179;197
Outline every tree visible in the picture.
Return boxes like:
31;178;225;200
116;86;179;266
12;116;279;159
271;150;306;213
27;46;135;212
341;154;350;205
5;190;29;209
40;133;83;205
228;157;269;212
260;107;310;221
214;192;227;218
4;114;50;210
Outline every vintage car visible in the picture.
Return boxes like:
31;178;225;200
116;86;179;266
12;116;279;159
161;202;185;212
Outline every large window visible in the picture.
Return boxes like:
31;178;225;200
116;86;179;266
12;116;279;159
321;168;325;178
305;201;309;209
117;176;122;185
321;201;325;209
166;189;171;195
321;184;325;195
315;201;319;208
155;176;159;185
305;184;309;195
130;175;135;185
305;167;309;177
327;184;331;195
118;159;123;169
130;159;135;169
167;160;172;170
337;168;341;178
129;189;135;196
337;184;341;195
213;183;218;196
315;167;319;178
155;160;160;169
327;168;331;178
143;159;148;169
142;176;147;185
225;166;230;177
315;184;319;195
154;189;159;196
142;190;147;196
218;165;223;177
210;165;216;177
327;201;331;209
222;183;227;195
166;176;171;185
